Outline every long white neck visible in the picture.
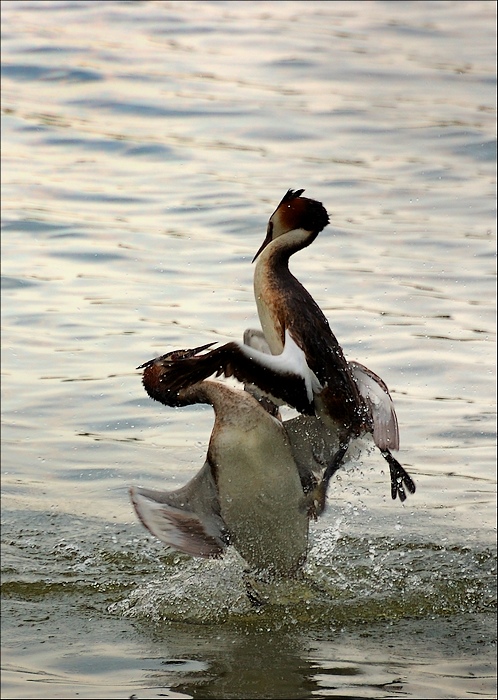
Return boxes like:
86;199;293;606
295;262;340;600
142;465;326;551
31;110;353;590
253;228;310;354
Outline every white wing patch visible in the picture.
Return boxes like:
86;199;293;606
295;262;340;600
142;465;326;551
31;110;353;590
239;329;321;403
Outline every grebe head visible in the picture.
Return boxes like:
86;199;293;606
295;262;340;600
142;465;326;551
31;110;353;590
252;189;330;262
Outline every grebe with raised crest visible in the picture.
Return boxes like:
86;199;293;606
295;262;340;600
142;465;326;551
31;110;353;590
141;190;415;512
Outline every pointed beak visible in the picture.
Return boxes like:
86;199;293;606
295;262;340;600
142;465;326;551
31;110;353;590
252;230;272;263
136;342;216;369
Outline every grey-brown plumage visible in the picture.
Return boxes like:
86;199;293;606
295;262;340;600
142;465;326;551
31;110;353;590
131;351;314;577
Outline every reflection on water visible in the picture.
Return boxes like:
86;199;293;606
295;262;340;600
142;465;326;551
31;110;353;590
1;0;496;698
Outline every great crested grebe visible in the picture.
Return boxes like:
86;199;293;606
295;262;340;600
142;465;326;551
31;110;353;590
131;347;311;577
147;190;415;509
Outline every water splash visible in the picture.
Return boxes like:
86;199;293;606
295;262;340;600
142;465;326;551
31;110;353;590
3;509;494;629
108;520;496;627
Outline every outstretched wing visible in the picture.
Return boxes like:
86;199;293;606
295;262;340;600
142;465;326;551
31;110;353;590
138;332;319;415
130;460;229;558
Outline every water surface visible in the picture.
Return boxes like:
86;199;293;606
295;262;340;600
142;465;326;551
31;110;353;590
1;1;496;698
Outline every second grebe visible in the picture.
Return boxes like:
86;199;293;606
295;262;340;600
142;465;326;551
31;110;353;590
131;347;311;577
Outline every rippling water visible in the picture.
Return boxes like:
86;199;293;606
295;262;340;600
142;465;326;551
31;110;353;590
2;1;496;698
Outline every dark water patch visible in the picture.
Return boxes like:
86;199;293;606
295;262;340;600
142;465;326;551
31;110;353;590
53;189;146;205
2;63;53;82
124;143;181;160
1;276;37;290
267;58;318;70
68;98;250;119
1;63;102;83
18;44;85;56
43;135;127;154
453;138;497;162
77;430;144;442
242;126;316;142
2;219;70;235
48;250;125;263
48;230;91;241
148;23;218;37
